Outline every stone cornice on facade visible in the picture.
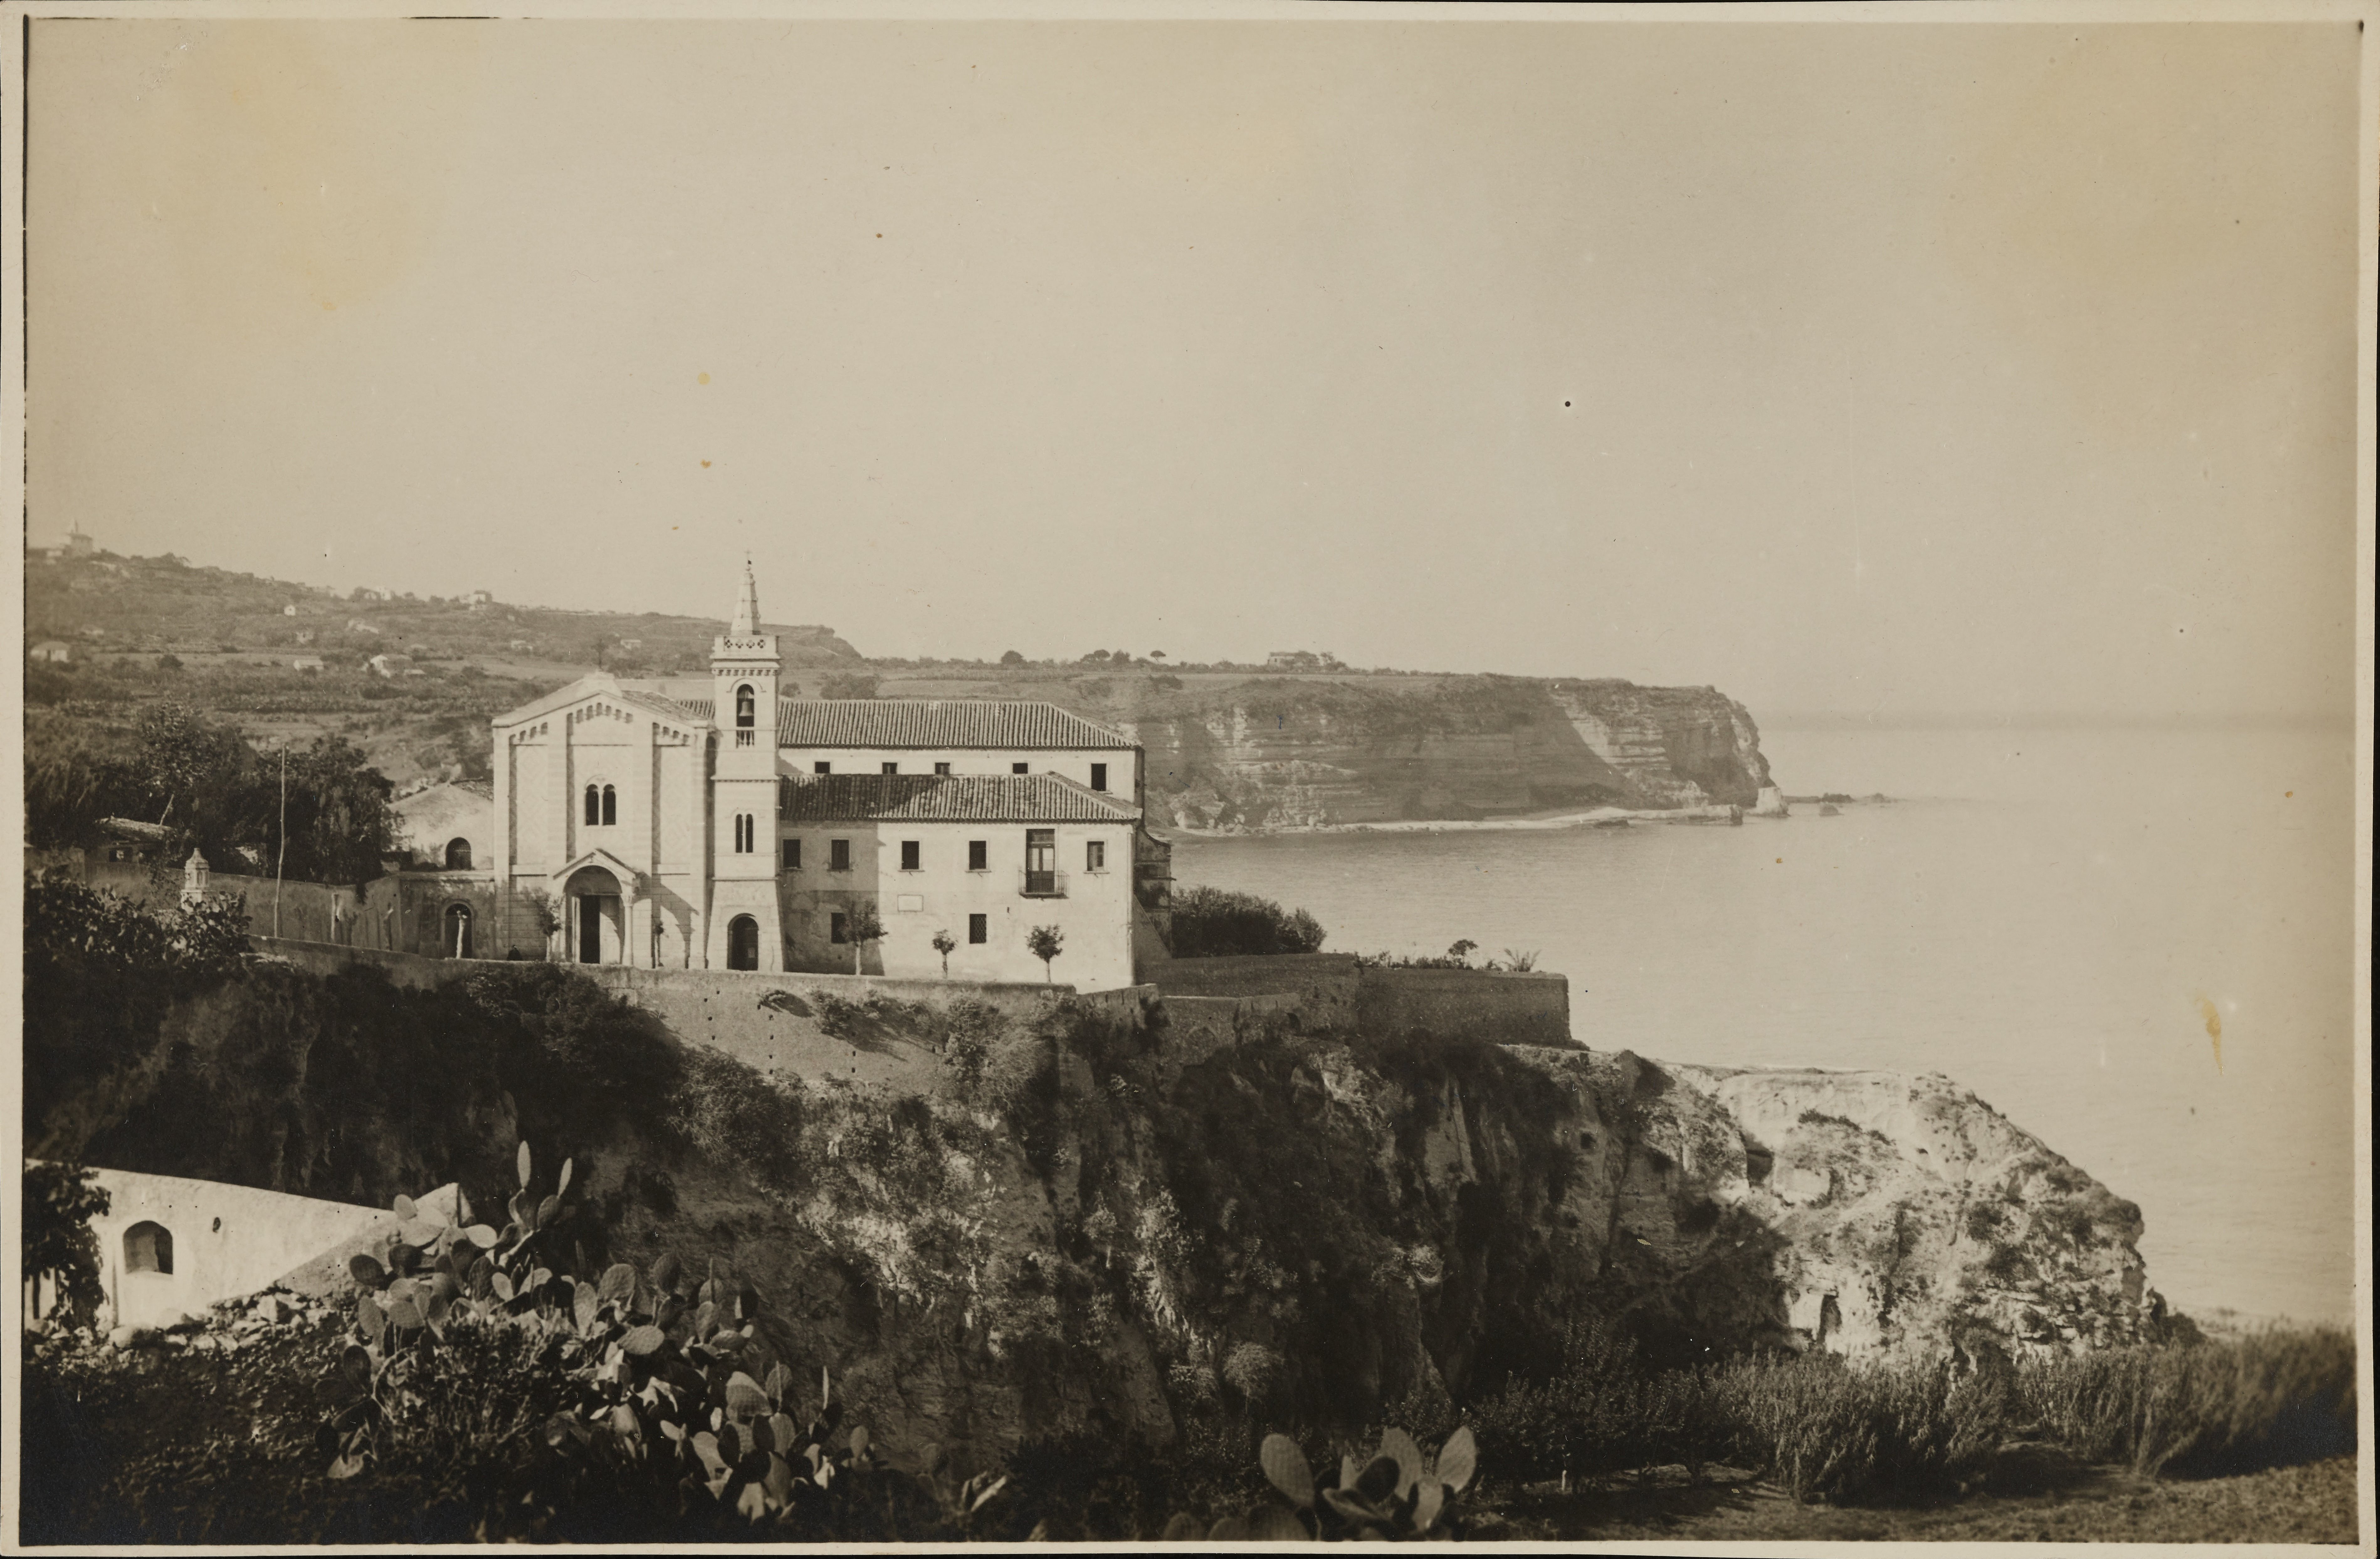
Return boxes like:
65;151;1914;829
488;672;630;730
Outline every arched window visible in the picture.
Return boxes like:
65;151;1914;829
124;1221;174;1275
733;814;754;853
444;903;474;959
444;837;473;870
727;915;759;970
584;784;601;825
735;684;756;729
602;785;617;826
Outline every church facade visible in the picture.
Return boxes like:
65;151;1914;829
481;566;1170;989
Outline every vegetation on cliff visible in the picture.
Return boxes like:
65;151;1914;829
1164;886;1328;958
18;891;2356;1541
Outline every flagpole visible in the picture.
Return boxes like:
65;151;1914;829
274;742;287;940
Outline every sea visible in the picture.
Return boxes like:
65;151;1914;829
1170;723;2361;1329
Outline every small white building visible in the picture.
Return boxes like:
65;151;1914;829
29;641;71;663
42;1165;456;1332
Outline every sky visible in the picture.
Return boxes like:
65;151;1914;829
26;13;2367;723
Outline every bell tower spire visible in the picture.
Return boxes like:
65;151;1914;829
730;555;761;637
711;556;781;750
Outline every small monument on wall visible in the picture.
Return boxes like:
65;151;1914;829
180;849;211;907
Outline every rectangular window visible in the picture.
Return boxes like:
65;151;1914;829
1086;840;1106;871
814;761;832;775
1011;761;1028;774
1090;763;1107;792
1024;828;1057;895
968;913;987;944
882;761;899;775
900;840;921;871
830;838;851;872
831;912;848;944
782;838;801;870
968;840;988;872
733;814;754;853
934;762;951;776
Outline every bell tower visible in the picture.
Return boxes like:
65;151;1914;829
705;558;784;968
710;558;780;777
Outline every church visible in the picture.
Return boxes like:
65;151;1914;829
477;565;1171;989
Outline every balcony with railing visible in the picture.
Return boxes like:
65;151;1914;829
1019;868;1069;899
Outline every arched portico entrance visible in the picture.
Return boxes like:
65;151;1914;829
564;865;625;965
726;915;760;970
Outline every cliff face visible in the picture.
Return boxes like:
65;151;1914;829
574;1022;2157;1477
1044;677;1772;830
47;955;2156;1482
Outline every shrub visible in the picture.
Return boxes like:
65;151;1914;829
1166;887;1327;958
2016;1326;2357;1478
1711;1351;2006;1504
329;1144;927;1542
1467;1312;1729;1487
20;1162;112;1326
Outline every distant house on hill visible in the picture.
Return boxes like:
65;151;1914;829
29;641;71;662
467;589;494;607
65;525;95;557
367;653;415;678
348;620;380;635
290;655;325;672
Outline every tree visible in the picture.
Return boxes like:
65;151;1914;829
22;712;145;849
264;735;398;885
137;698;239;826
999;650;1026;667
1167;886;1327;958
1447;939;1478;965
1027;923;1064;983
931;928;956;976
21;1162;110;1326
846;899;886;975
1149;650;1167;661
520;887;563;952
129;700;268;868
820;672;880;700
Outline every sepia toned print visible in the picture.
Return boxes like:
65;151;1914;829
5;2;2372;1549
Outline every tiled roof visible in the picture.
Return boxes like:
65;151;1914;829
776;772;1141;824
667;697;1132;751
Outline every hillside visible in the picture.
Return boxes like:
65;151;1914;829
25;546;859;681
24;545;1774;818
26;930;2169;1477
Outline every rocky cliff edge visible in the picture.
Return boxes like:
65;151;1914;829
569;1018;2165;1475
